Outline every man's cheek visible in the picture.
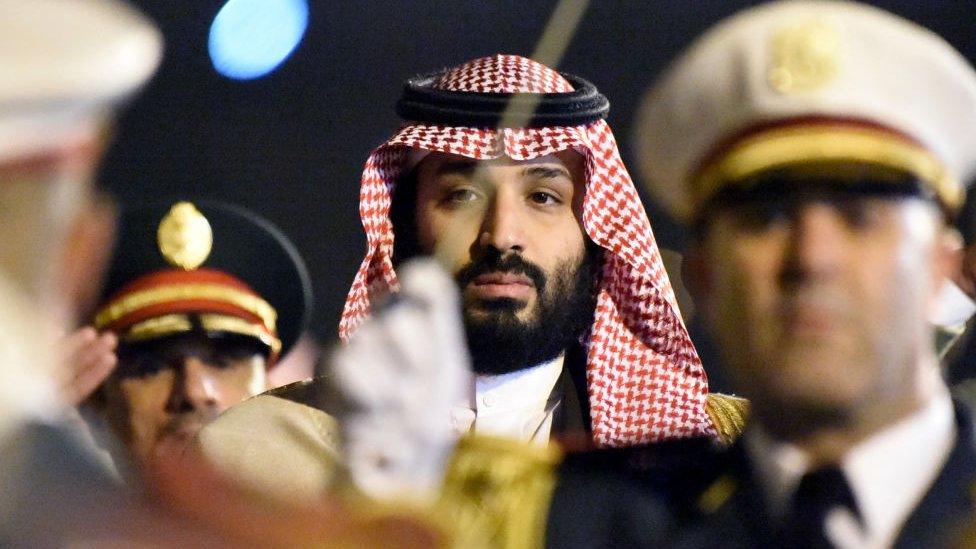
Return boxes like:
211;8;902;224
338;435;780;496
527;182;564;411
709;263;766;346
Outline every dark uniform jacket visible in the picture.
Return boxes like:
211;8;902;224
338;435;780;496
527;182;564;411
546;401;976;548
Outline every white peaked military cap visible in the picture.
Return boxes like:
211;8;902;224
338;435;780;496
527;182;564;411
634;0;976;222
0;0;162;164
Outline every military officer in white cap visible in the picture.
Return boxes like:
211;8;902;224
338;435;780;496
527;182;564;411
620;2;976;546
550;1;976;546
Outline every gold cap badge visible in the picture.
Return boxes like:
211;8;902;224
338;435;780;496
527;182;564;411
768;19;841;94
157;202;213;270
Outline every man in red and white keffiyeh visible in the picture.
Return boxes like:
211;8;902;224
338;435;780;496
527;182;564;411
340;54;739;448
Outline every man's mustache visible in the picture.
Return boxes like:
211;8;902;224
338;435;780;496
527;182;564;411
455;253;547;293
159;410;219;440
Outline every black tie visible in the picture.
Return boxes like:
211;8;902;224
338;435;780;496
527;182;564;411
776;466;861;548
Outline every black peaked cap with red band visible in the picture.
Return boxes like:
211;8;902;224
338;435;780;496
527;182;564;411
95;200;312;364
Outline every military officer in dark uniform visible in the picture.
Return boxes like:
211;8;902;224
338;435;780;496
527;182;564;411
422;1;976;547
85;200;312;466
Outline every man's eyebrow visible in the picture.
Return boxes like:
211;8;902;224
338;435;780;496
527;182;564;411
434;160;479;176
522;165;571;180
432;161;572;180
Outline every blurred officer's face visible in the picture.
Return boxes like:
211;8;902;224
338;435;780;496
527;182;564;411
692;187;954;435
100;332;266;462
0;131;115;329
412;151;594;375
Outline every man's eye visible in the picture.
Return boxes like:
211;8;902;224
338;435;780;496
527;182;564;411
444;189;479;204
835;199;882;230
210;356;236;369
529;191;559;205
117;354;168;378
732;201;791;232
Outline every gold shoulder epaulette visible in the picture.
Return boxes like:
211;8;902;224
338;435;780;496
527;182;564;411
706;393;750;445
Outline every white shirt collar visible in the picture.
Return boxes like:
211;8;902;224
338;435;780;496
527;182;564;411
932;280;976;329
843;384;955;548
450;355;564;442
748;379;956;548
473;354;564;411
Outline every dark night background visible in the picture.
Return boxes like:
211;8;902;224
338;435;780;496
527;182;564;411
98;1;976;346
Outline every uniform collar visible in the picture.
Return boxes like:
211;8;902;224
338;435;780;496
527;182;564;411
747;373;955;547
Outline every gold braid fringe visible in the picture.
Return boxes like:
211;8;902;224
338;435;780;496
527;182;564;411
705;393;750;446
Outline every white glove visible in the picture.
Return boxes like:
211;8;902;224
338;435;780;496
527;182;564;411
331;258;472;502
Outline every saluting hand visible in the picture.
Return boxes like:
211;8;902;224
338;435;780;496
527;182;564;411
58;327;118;406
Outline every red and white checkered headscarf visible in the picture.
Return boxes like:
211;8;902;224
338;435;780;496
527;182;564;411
340;55;715;447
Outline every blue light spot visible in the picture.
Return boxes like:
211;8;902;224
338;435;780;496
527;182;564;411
208;0;309;80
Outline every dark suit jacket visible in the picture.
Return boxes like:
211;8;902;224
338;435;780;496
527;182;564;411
547;401;976;548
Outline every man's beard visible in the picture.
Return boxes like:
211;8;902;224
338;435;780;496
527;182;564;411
456;247;597;376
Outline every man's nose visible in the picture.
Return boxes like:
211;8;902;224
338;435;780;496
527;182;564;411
166;356;219;412
478;190;526;253
782;203;847;282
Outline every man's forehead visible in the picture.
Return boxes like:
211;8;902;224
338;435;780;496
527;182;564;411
414;150;586;184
